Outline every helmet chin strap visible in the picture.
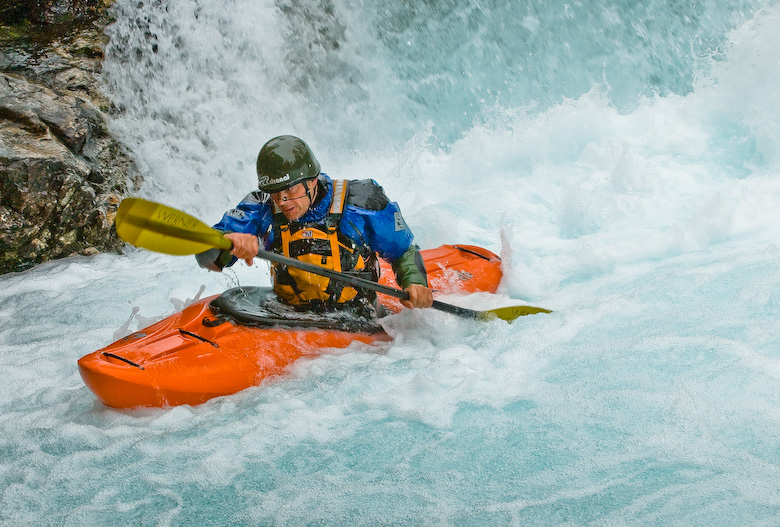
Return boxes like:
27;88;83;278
303;178;318;208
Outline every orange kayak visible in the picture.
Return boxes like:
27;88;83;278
78;245;503;408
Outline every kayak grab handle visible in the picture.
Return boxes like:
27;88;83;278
202;315;230;328
453;245;498;262
179;329;219;348
103;352;145;370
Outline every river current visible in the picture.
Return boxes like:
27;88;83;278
2;1;780;525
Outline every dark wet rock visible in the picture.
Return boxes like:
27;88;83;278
1;3;142;274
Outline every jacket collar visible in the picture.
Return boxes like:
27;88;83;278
297;172;333;223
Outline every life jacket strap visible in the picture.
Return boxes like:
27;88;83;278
279;223;291;258
327;180;349;273
330;179;349;215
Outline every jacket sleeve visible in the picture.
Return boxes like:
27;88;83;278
195;191;273;271
391;245;428;288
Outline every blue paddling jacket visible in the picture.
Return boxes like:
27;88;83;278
196;173;428;294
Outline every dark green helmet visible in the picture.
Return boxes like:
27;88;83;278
256;135;321;193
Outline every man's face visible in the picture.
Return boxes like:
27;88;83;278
269;179;317;221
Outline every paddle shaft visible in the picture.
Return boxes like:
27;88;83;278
115;197;550;320
256;248;482;319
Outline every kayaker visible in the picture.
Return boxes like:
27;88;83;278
196;135;433;315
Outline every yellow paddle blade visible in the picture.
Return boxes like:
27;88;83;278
476;304;553;321
115;198;232;255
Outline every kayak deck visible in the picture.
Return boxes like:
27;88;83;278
78;244;503;408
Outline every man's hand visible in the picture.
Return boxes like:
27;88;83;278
402;283;433;309
224;232;259;266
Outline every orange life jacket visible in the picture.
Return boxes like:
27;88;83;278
270;180;377;307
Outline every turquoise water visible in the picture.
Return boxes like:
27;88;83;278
2;0;780;525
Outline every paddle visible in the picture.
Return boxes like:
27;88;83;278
115;197;551;321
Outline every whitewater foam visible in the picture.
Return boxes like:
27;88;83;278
3;1;780;525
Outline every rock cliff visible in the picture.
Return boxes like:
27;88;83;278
0;2;142;273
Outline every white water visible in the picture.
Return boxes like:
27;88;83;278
3;1;780;525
